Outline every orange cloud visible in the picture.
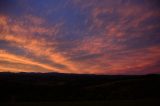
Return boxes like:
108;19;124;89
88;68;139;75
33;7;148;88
0;15;79;73
0;49;62;72
0;0;160;75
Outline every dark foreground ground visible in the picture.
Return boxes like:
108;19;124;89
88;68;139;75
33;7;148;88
1;100;160;106
0;72;160;105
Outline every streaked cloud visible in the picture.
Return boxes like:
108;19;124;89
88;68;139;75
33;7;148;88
0;0;160;74
0;15;78;73
0;49;59;72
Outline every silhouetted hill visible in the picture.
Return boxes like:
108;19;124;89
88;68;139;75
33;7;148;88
0;72;160;102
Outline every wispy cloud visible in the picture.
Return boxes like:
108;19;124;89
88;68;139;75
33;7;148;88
0;0;160;74
0;15;78;73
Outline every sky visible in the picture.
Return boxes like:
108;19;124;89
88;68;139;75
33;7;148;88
0;0;160;75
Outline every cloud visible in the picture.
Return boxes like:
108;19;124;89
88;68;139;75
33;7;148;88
0;15;79;73
0;49;59;72
63;0;160;74
0;0;160;74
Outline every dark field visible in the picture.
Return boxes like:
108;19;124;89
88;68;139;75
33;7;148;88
1;100;160;106
0;72;160;105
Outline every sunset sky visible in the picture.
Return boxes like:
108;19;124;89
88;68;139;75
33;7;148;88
0;0;160;74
